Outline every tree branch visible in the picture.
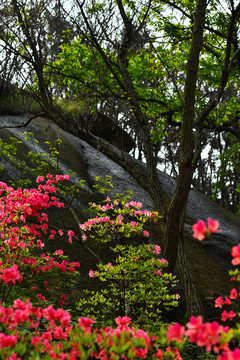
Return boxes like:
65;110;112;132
75;0;127;93
197;3;240;125
0;113;45;129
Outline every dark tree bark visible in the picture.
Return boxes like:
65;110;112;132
163;0;207;315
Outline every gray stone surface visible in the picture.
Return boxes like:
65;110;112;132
1;114;240;276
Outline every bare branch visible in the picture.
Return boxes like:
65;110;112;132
0;113;45;129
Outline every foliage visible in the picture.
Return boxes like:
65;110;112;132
77;243;178;332
200;131;240;213
0;132;85;198
42;0;240;215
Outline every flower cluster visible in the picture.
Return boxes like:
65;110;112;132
192;218;220;240
214;290;239;322
0;176;78;305
79;196;158;243
0;303;160;360
0;264;22;285
168;218;240;358
231;245;240;265
166;313;239;357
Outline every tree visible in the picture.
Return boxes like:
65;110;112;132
0;0;75;110
163;0;207;315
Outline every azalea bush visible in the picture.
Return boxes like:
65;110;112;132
0;177;171;360
164;219;240;360
0;175;80;306
1;174;240;359
77;243;178;331
0;304;161;360
80;193;159;245
0;175;165;360
77;194;178;332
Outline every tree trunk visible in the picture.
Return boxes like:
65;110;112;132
177;226;204;316
139;127;167;216
163;0;207;315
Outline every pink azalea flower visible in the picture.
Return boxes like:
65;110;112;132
44;305;68;323
231;245;240;265
106;262;113;269
228;310;236;320
89;269;95;278
78;317;94;328
160;258;168;264
155;349;163;359
55;249;64;256
192;220;206;241
8;353;21;360
167;323;185;342
230;288;238;300
0;265;23;285
0;334;18;348
208;218;220;232
166;346;182;360
200;321;223;352
224;297;231;305
221;310;229;322
37;240;45;249
219;349;240;360
82;233;87;241
214;296;223;308
36;176;45;183
130;221;138;228
130;201;142;209
192;218;220;241
154;245;161;254
185;316;203;343
221;310;236;322
115;316;131;327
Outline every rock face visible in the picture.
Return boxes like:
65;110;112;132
0;114;240;320
84;111;135;153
